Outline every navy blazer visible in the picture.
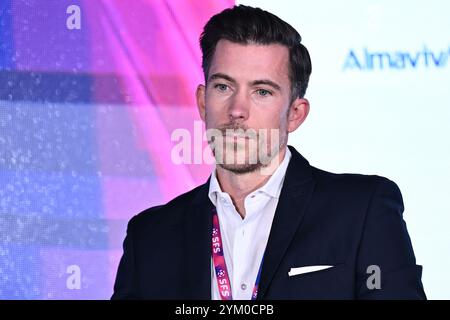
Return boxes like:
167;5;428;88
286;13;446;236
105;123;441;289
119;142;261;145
112;145;426;299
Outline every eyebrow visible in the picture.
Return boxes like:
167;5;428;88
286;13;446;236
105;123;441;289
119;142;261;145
208;73;282;91
208;73;236;84
251;79;281;91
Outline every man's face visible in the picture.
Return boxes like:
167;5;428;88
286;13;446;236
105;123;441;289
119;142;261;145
197;39;306;174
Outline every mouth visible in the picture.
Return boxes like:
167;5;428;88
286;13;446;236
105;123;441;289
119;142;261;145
223;132;249;138
222;133;252;143
220;127;254;138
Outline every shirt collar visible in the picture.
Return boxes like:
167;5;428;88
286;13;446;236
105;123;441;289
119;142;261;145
208;147;292;205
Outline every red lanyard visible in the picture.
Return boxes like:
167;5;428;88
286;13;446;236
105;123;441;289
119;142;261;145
211;207;264;300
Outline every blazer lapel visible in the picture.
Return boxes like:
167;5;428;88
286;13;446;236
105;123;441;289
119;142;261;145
257;146;316;299
183;180;214;299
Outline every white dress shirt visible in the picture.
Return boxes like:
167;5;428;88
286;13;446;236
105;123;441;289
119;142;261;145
208;147;292;300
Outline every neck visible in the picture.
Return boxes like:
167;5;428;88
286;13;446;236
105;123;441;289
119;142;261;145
215;147;287;219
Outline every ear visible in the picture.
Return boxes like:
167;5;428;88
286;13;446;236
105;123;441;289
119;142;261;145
287;98;310;133
196;84;206;122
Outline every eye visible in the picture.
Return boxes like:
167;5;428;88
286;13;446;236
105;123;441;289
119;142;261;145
256;89;272;97
214;83;229;92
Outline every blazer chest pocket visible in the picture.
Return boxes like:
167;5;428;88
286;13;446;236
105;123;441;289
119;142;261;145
268;263;352;299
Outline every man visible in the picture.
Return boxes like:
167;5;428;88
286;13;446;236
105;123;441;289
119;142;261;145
112;5;425;299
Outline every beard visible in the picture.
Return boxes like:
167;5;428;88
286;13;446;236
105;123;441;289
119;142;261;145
206;122;288;175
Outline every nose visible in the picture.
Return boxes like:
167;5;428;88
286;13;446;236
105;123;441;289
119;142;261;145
228;91;249;123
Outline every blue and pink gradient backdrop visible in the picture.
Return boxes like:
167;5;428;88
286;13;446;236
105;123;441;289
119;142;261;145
0;0;233;299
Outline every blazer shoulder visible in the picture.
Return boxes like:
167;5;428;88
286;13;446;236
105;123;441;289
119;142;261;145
310;166;401;195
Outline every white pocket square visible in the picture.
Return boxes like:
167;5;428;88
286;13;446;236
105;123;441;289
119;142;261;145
288;265;334;277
